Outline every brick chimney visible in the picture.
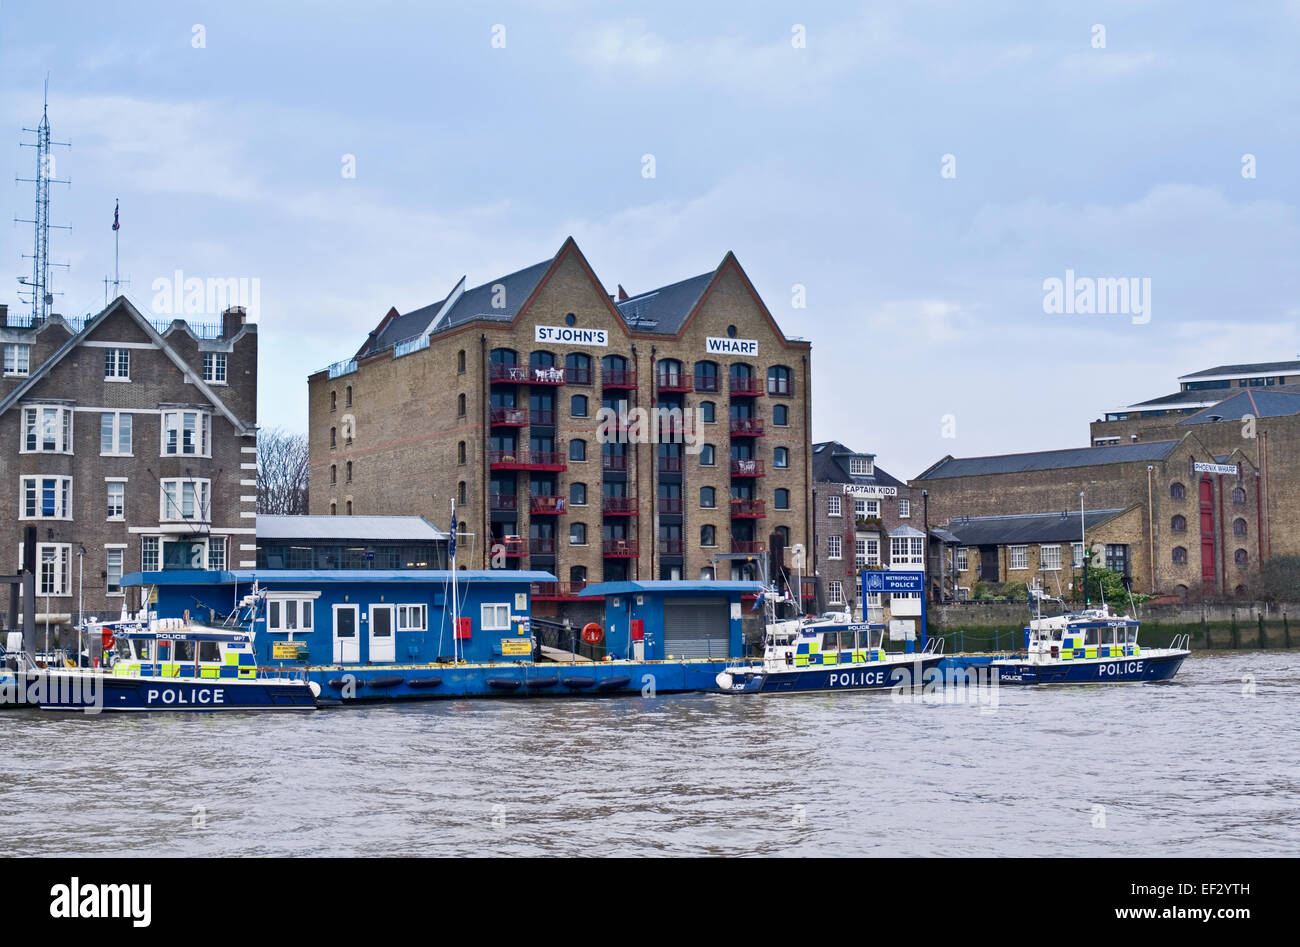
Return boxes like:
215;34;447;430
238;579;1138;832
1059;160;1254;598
0;303;7;327
222;305;247;340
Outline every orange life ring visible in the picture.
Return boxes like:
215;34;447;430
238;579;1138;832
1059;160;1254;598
581;622;604;645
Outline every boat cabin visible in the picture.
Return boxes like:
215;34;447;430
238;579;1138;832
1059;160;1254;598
791;622;888;668
110;625;261;679
1026;611;1141;661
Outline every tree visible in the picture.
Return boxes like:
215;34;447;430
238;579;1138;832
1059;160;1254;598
1258;556;1300;603
257;427;309;515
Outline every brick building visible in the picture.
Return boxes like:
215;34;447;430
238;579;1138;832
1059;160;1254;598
809;441;914;618
0;298;257;636
913;434;1265;600
306;237;812;623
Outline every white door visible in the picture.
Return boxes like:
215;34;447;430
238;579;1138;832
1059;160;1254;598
369;605;395;663
333;604;360;663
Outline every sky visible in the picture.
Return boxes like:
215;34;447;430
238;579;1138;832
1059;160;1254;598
1;1;1297;480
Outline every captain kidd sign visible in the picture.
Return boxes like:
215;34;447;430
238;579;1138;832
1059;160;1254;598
706;336;758;356
535;325;608;346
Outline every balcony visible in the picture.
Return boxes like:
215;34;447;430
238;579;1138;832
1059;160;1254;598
496;537;526;559
730;458;765;477
602;538;639;558
730;498;766;518
658;454;683;473
490;364;566;385
693;373;720;393
489;494;518;512
729;375;763;397
530;495;567;515
531;408;557;426
490;406;528;427
729;417;765;437
488;449;567;472
602;496;638;516
732;540;767;555
601;452;629;472
567;366;593;386
531;580;588;601
658;538;684;556
656;372;692;393
602;368;637;390
657;497;683;515
489;364;529;384
528;536;557;556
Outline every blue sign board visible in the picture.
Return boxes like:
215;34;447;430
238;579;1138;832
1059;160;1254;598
862;570;925;594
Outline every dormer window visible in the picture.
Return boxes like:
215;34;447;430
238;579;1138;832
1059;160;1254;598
848;457;873;476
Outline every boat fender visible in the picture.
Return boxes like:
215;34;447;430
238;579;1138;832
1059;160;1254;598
407;677;443;688
715;672;733;690
367;675;404;688
308;681;322;699
525;677;560;688
561;676;596;689
327;677;365;689
487;678;523;690
597;675;632;690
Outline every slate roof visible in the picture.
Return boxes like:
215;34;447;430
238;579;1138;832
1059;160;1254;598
1179;389;1300;425
812;441;906;487
613;272;714;335
1179;360;1300;380
942;509;1128;546
915;441;1179;480
257;515;446;542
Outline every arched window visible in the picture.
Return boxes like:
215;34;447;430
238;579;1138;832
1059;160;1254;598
1171;514;1186;532
1233;517;1247;536
767;365;793;395
699;444;716;466
345;461;353;483
330;427;337;448
329;501;337;515
491;348;518;365
775;488;790;509
1232;487;1246;505
693;361;719;392
701;525;717;546
1234;548;1249;565
345;385;353;407
569;522;587;545
458;441;467;464
330;391;337;412
699;401;716;423
330;464;337;485
569;439;586;462
569;565;587;587
565;352;591;385
773;404;789;426
1170;482;1185;499
529;350;556;368
490;347;518;382
1172;546;1187;564
457;349;466;373
700;486;716;508
774;526;790;545
1175;584;1188;599
1235;584;1248;597
773;446;789;468
657;358;684;389
458;481;466;504
570;482;586;506
571;394;588;418
346;500;353;515
457;393;466;417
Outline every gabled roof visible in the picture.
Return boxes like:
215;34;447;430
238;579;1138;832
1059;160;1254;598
1179;389;1300;425
915;441;1180;480
942;509;1128;546
1179;360;1300;381
614;272;714;334
0;296;253;433
812;440;905;487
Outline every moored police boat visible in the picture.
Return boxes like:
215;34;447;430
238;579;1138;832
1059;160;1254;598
715;612;944;694
989;607;1189;685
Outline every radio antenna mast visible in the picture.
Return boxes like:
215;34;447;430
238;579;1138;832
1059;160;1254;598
15;76;71;322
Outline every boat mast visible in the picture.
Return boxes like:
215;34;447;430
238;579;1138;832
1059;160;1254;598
1080;491;1088;607
450;498;459;663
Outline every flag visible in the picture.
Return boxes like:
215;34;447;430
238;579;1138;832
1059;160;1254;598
112;200;119;231
448;506;457;560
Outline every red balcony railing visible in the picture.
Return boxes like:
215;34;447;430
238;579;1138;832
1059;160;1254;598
656;372;691;393
602;452;628;472
528;537;557;555
489;364;528;383
658;538;684;556
729;375;763;397
658;454;683;473
530;495;567;515
531;580;588;601
602;496;638;516
489;449;567;471
490;406;528;426
527;366;566;385
657;497;683;515
531;408;556;426
496;537;525;558
567;366;593;386
730;498;765;518
489;494;518;512
693;373;720;393
602;538;638;558
730;458;765;477
602;368;637;389
731;540;767;555
729;417;765;436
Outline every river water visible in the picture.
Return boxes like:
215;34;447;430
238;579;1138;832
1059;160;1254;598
2;651;1296;857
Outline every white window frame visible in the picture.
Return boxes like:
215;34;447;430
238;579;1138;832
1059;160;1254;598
396;604;427;632
106;478;126;521
100;411;133;456
1010;545;1029;570
266;594;319;633
159;478;211;523
141;536;161;572
899;498;911;518
22;405;73;454
21;476;73;520
855;539;867;567
106;546;126;596
956;547;968;571
161;410;212;457
827;495;841;517
203;351;228;384
828;580;844;605
848;457;872;476
207;536;226;571
1040;544;1062;571
104;348;130;380
3;342;30;377
865;538;881;565
1072;542;1085;568
828;535;842;560
23;543;72;596
481;602;511;631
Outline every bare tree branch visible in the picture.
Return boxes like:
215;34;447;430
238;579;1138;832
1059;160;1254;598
256;427;309;515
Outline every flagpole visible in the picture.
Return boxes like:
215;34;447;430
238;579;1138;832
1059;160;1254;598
450;498;459;663
111;198;120;298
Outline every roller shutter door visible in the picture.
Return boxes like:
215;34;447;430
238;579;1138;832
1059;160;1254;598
662;597;730;659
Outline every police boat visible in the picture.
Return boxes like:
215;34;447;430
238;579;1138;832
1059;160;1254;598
35;621;319;712
989;607;1190;685
715;612;944;694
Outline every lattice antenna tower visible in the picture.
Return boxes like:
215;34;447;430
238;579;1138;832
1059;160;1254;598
15;76;71;322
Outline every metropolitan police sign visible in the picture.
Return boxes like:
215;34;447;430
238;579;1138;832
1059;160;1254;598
535;325;608;346
863;570;925;594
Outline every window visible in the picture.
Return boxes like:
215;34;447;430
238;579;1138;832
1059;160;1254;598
161;410;211;456
330;427;337;448
1040;544;1061;571
767;365;792;395
700;401;716;423
1009;545;1028;570
1234;548;1249;565
828;495;842;517
22;405;73;453
331;391;337;412
701;525;717;546
1171;514;1187;532
458;481;466;504
848;457;872;476
700;444;716;466
700;486;716;508
898;498;910;518
3;343;30;376
1105;544;1129;575
694;361;720;392
21;476;72;520
1072;542;1084;567
1172;546;1188;564
346;385;353;407
1233;517;1247;536
330;464;337;485
202;352;227;383
773;447;789;468
1170;482;1185;499
828;535;842;560
106;480;125;520
106;549;125;595
267;597;315;632
1232;487;1246;505
141;536;160;571
208;537;225;571
481;603;511;631
773;404;788;426
569;522;587;545
100;412;133;455
32;544;71;596
569;439;586;462
104;348;130;379
457;394;466;417
397;604;427;631
570;482;587;506
855;539;867;566
457;350;466;373
571;394;588;418
775;488;789;510
956;547;968;571
828;580;844;605
458;441;466;464
160;479;211;522
565;352;591;384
